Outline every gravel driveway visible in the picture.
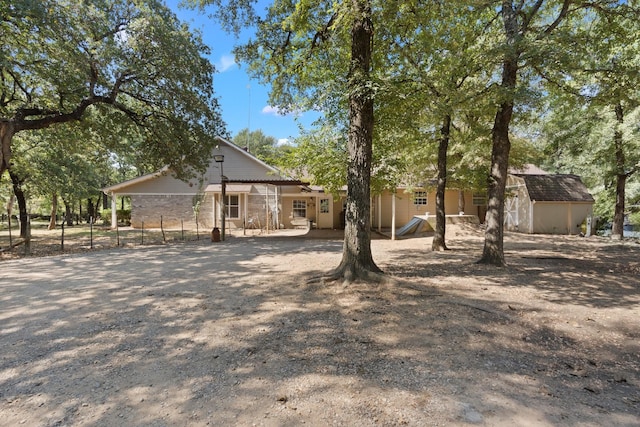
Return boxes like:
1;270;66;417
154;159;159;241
1;230;639;426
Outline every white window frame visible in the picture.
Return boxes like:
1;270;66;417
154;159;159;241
292;199;307;218
226;194;240;219
413;191;428;206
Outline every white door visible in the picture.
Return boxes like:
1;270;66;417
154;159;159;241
504;196;519;230
317;198;333;229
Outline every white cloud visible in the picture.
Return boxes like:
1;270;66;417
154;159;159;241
277;138;291;146
261;105;286;116
217;54;237;72
261;105;304;118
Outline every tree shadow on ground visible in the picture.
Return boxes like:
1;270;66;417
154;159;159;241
0;235;638;426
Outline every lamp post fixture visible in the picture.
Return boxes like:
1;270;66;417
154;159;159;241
213;154;226;241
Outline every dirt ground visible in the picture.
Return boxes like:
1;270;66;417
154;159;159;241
0;226;638;426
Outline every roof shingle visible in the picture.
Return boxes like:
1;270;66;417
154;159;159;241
516;174;594;202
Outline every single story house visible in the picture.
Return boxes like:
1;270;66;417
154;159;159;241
103;139;593;237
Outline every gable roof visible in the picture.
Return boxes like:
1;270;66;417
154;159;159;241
515;174;594;203
103;136;306;194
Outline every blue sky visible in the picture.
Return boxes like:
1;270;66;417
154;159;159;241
166;1;320;144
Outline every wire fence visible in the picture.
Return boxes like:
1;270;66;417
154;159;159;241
0;215;224;260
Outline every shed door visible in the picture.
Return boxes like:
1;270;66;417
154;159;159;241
317;198;333;229
505;196;519;230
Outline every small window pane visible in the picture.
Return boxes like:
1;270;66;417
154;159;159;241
293;200;307;217
226;195;239;218
413;191;428;205
320;199;330;213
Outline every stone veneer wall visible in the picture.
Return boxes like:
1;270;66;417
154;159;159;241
130;194;214;229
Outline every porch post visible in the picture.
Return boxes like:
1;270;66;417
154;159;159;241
111;193;117;229
244;193;248;234
377;195;382;232
265;185;269;234
214;193;219;228
276;187;282;230
391;191;396;241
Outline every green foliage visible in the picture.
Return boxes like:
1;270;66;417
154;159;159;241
538;3;640;225
281;123;347;197
1;0;227;179
233;128;292;165
102;209;131;226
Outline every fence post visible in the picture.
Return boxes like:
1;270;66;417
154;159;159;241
116;221;120;247
61;221;65;252
196;213;199;240
90;216;93;249
141;221;144;245
160;215;166;243
181;219;184;241
24;215;31;256
8;212;12;249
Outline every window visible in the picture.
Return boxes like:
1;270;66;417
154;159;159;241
472;193;487;206
226;195;239;218
320;198;330;214
413;191;428;206
293;199;307;217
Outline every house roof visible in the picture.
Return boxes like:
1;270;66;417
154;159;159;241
102;166;170;193
103;136;307;194
516;174;595;203
205;180;310;193
509;164;549;175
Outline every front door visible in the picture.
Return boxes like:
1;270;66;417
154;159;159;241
317;198;333;229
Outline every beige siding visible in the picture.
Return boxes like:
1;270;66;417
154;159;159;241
202;142;282;184
281;195;317;228
377;189;477;228
532;202;592;234
123;173;198;195
109;139;282;196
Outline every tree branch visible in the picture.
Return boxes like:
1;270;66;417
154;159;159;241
14;95;114;132
540;0;571;38
311;13;336;50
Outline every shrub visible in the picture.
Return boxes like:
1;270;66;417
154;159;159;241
102;209;131;226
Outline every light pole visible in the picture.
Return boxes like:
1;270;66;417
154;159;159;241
213;154;226;241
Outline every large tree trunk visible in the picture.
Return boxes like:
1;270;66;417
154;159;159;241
0;121;15;179
611;102;625;240
478;2;519;267
63;198;74;226
432;114;451;251
49;193;58;230
9;170;28;238
331;0;382;282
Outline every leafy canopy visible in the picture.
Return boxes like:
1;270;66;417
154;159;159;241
1;0;227;178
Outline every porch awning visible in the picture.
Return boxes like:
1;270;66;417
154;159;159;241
205;184;253;193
